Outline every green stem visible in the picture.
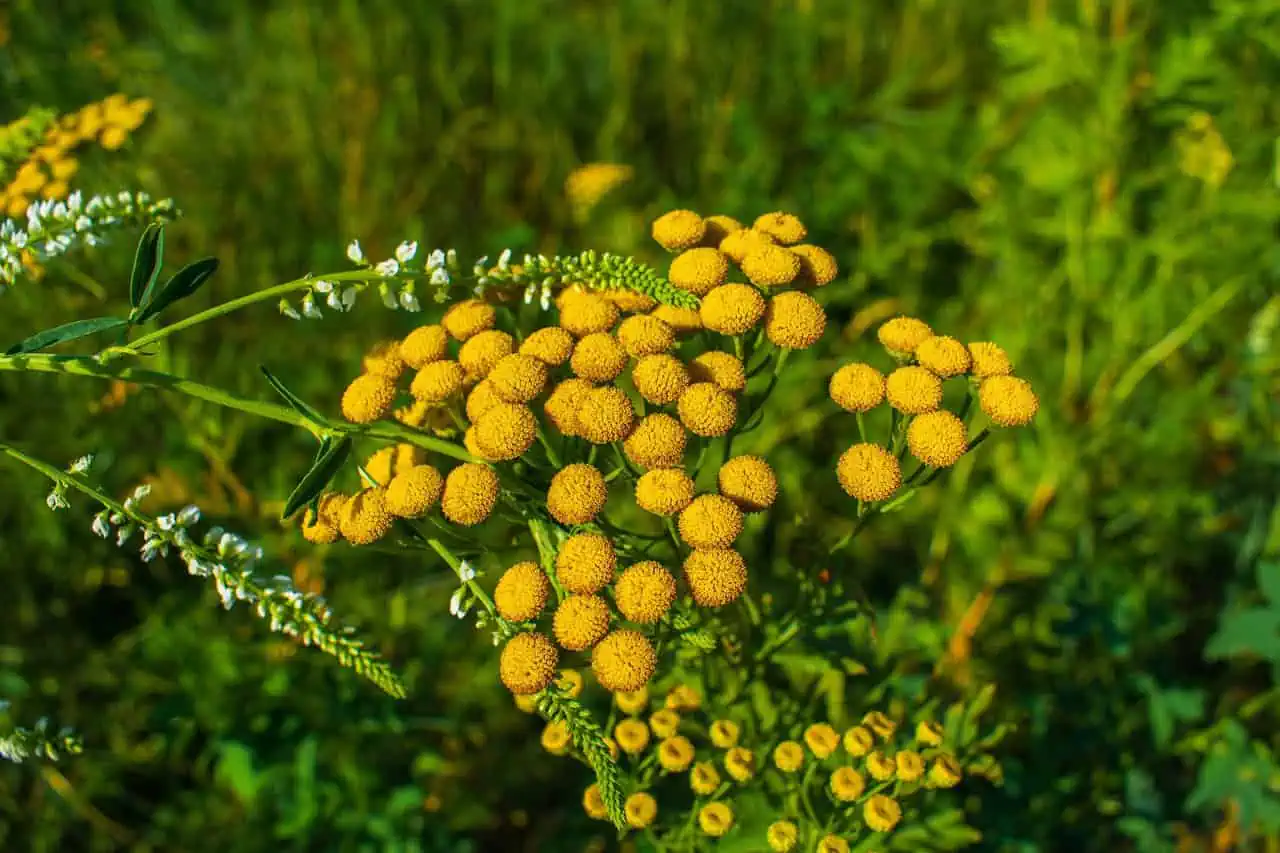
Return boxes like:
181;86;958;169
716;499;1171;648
422;532;497;616
538;429;562;468
0;441;130;517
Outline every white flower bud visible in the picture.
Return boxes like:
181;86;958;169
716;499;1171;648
346;240;365;264
395;241;418;263
375;259;399;277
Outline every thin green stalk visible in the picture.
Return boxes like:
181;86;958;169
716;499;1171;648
422;533;497;616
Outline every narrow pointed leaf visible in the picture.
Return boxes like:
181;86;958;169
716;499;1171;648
282;435;352;520
6;317;129;355
129;223;165;310
260;366;327;426
135;258;219;324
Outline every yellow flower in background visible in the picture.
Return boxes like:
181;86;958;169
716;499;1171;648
614;718;651;755
615;687;650;715
817;835;850;853
1176;112;1233;188
690;761;721;795
665;684;702;713
624;792;657;829
773;741;805;773
541;720;571;755
767;820;799;852
830;766;866;801
582;784;608;820
565;162;633;216
862;712;896;740
591;630;657;692
709;719;740;749
724;746;755;782
916;721;945;747
698;802;734;837
614;561;678;624
804;723;841;759
863;794;903;833
652;209;707;252
658;735;695;772
650;709;681;739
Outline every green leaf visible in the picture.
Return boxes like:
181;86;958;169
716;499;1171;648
260;366;327;425
5;317;129;356
281;435;352;520
129;222;165;310
134;257;219;324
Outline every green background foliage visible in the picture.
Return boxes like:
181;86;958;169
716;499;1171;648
2;0;1278;850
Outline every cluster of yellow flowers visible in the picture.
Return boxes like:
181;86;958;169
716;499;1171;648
0;94;152;218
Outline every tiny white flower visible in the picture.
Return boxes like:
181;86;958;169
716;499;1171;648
492;631;502;646
448;588;464;617
445;249;458;268
91;512;111;539
341;287;357;311
278;299;301;320
472;283;485;297
156;513;177;531
325;290;344;312
379;282;399;310
46;490;68;511
540;285;552;311
132;484;152;502
177;505;201;526
140;539;163;562
346;240;365;264
430;267;450;285
69;455;94;474
312;279;334;294
458;561;476;582
399;288;420;312
395;241;419;263
427;248;446;269
524;283;536;304
497;248;512;270
375;258;399;277
301;293;322;319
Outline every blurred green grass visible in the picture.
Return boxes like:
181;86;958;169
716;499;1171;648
1;0;1279;851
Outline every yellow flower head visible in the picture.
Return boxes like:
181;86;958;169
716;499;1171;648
773;741;804;773
743;244;801;287
804;723;841;759
878;316;933;357
499;632;559;695
340;374;397;424
698;802;735;837
636;468;696;516
553;594;612;651
843;726;874;757
543;378;594;436
399;324;451;369
830;363;885;413
665;684;702;712
690;761;721;795
615;687;650;715
362;340;408;380
767;820;799;852
678;494;744;550
441;463;500;526
753;211;807;245
678;383;737;437
365;443;425;486
862;711;897;740
916;721;945;747
338;487;394;545
571;332;628;382
688;352;746;394
700;283;766;337
555;669;584;698
792;244;839;287
701;214;743;246
765;291;826;350
836;443;902;502
541;720;572;755
565;162;633;213
494;561;550;623
632;354;691;405
650;304;703;335
717;455;778;513
617;314;676;357
442;299;497;341
556;533;617;594
652;209;707;252
866;751;896;782
576;385;636;444
896;750;925;782
464;427;490;461
465;379;503;423
650;709;681;739
559;290;620;338
668;247;730;296
42;181;70;201
385;464;444;517
393;400;444;430
316;493;348;527
979;375;1039;427
410;360;466;403
725;746;755;782
582;784;608;820
519;326;575;367
458;329;515;380
719;228;777;264
830;767;866;802
709;719;740;749
863;794;903;833
916;335;972;379
301;504;340;544
885;365;943;415
614;561;678;624
473;402;537;461
592;630;657;693
658;735;695;772
967;341;1013;378
683;548;748;607
623;413;687;470
907;410;968;468
615;718;651;754
547;463;608;526
817;835;850;853
625;792;657;829
928;754;963;788
605;288;658;313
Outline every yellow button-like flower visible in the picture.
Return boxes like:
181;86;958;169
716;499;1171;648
658;735;695;772
571;332;628;382
625;792;657;829
830;766;866;802
678;383;737;437
541;720;571;755
591;630;657;692
843;726;874;757
494;561;550;622
928;754;963;788
301;504;340;544
362;340;408;380
878;316;933;357
553;594;612;651
441;463;500;526
50;158;79;181
499;632;559;695
555;669;584;698
792;244;839;287
547;463;608;526
724;746;755;782
773;741;804;773
767;820;799;852
967;341;1013;378
340;374;397;424
804;723;841;759
688;351;746;393
683;548;748;607
862;711;897;740
519;326;575;366
652;209;707;251
338;487;394;545
316;493;348;527
690;761;720;795
615;718;650;754
765;291;826;350
576;386;636;444
885;365;943;415
916;335;972;378
678;494;744;549
719;228;777;264
582;784;608;820
866;750;896;781
636;468;695;516
365;443;426;486
650;709;681;739
665;684;702;712
617;314;676;357
717;455;778;513
556;533;617;594
464;427;490;461
743;244;801;287
474;402;537;461
465;379;502;423
907;410;968;468
410;360;466;403
544;378;594;437
709;719;740;749
817;835;850;853
700;283;766;337
385;464;444;517
698;802;735;837
458;329;515;379
614;561;677;624
605;288;658;313
651;304;703;335
623;413;687;470
633;354;690;405
830;363;885;413
559;290;620;338
488;353;549;403
895;750;925;782
836;443;901;502
442;299;497;341
916;720;945;747
863;794;902;833
753;211;807;245
701;214;743;246
668;247;730;296
979;375;1039;427
615;687;649;715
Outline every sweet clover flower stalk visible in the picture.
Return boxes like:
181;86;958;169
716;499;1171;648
0;710;83;764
